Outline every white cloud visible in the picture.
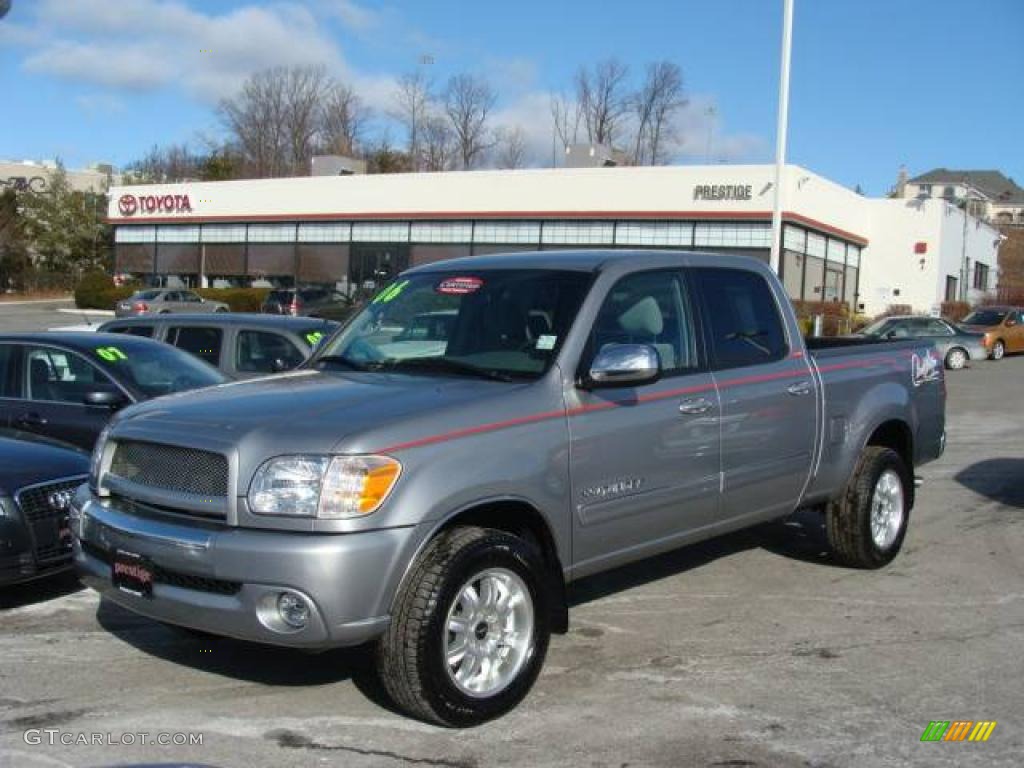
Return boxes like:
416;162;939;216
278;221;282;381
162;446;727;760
320;0;381;31
11;0;347;102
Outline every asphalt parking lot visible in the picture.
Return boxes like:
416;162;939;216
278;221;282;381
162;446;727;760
1;314;1022;767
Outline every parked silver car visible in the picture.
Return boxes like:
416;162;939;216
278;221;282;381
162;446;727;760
857;315;989;369
115;289;229;318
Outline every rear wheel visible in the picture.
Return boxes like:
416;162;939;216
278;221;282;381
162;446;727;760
944;347;967;370
214;306;228;313
826;446;911;568
375;526;550;726
991;339;1005;360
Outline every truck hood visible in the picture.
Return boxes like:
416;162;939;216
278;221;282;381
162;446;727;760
112;369;529;459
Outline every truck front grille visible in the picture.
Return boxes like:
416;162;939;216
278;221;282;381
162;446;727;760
109;440;229;498
15;477;86;565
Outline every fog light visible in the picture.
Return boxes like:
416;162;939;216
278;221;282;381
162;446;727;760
277;592;310;629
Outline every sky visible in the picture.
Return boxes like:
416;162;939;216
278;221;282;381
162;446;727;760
1;0;1021;196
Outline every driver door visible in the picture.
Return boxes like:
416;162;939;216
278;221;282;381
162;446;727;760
17;345;120;449
566;269;721;575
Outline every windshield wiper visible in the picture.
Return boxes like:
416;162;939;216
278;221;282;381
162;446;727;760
383;357;516;382
312;355;384;372
726;330;772;356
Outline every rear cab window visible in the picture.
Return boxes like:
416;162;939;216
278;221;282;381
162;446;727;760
167;326;223;366
696;268;788;369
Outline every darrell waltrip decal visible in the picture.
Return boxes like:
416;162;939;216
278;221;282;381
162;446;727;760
911;348;942;387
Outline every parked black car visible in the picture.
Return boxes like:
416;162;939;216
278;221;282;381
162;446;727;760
0;332;228;450
98;314;339;378
0;433;88;585
260;287;355;322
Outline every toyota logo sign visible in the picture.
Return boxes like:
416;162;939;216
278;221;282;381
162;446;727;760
116;193;193;217
118;194;138;216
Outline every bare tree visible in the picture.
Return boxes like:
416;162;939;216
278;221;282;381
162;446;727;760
496;125;528;169
283;66;331;174
219;66;332;177
392;70;433;170
419;113;457;172
550;92;582;151
320;82;371;156
575;58;631;148
632;61;687;165
443;73;497;170
124;144;203;183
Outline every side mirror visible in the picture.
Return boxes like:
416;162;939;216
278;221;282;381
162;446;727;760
584;344;660;389
270;357;292;373
83;388;127;409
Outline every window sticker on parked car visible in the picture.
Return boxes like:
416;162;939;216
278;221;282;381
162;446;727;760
305;331;325;346
436;276;483;295
95;346;127;362
536;334;557;350
373;280;410;305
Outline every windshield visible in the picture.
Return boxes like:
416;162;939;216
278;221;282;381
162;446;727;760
314;270;591;380
860;317;898;336
133;290;162;300
962;309;1007;325
91;340;228;398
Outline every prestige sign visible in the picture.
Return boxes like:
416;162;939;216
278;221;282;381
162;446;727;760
117;193;193;217
693;184;752;201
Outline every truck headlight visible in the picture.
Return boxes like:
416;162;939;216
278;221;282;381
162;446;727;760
248;455;401;519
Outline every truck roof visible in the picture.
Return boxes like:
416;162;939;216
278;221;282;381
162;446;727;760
403;249;768;275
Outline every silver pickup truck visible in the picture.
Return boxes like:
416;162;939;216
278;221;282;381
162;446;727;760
72;251;945;725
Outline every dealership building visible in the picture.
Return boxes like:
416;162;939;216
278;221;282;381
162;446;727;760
107;164;1002;316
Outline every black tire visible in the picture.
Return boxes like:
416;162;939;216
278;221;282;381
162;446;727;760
214;306;228;313
826;446;911;569
944;347;967;370
375;526;550;727
990;339;1005;360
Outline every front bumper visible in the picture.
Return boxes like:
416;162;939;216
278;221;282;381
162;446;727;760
72;491;418;649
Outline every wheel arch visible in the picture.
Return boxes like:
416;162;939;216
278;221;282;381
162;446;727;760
392;497;569;634
863;419;915;506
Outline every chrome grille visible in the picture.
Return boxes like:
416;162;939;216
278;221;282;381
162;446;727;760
109;441;228;498
15;477;86;564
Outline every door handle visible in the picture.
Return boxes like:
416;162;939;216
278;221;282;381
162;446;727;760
787;381;812;396
679;397;714;415
15;412;47;428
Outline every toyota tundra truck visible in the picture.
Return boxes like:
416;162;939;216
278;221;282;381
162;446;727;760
72;251;946;726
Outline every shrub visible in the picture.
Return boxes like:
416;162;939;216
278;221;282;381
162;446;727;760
197;287;270;313
791;300;851;336
75;271;133;310
940;301;971;322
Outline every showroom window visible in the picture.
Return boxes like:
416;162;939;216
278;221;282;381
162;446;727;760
615;221;693;247
472;221;541;244
541;221;614;245
352;222;410;242
410;222;474;243
693;222;772;248
298;222;351;242
201;225;247;243
115;226;156;243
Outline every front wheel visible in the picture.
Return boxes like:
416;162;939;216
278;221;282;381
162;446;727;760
826;446;911;568
376;526;550;726
944;347;967;370
990;340;1005;360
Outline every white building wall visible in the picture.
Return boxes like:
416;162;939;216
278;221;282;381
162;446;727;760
858;198;999;316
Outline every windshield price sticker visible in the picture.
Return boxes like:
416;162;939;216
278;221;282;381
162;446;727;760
437;277;484;295
536;334;557;351
373;280;410;305
306;331;325;346
95;346;127;362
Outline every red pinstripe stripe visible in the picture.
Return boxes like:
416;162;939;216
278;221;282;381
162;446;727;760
376;355;908;454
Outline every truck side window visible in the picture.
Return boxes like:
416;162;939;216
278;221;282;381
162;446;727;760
109;325;154;338
236;330;304;373
167;326;223;365
697;268;787;370
589;270;698;374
